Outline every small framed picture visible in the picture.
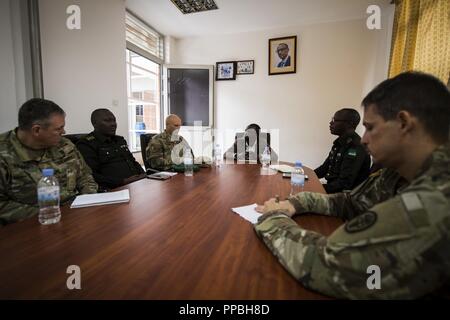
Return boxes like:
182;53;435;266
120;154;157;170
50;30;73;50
216;61;237;80
269;35;297;75
237;60;254;75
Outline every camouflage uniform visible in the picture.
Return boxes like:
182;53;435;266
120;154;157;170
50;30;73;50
0;129;98;225
315;131;371;193
254;143;450;299
146;131;192;171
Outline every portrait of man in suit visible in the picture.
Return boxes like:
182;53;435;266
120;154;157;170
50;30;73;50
269;36;296;75
276;43;291;67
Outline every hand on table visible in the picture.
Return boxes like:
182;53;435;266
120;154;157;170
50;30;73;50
255;197;296;217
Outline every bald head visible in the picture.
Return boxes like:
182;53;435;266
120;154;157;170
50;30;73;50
165;114;182;135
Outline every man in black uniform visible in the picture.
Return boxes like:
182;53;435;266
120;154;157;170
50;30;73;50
77;109;146;190
314;108;370;193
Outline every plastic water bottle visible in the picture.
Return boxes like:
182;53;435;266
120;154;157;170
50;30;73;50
261;145;271;170
290;161;305;196
214;143;222;168
184;147;193;176
38;168;61;225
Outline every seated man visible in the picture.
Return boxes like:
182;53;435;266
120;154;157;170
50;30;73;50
224;123;278;163
146;114;193;171
0;98;98;225
315;108;370;193
255;72;450;299
76;109;146;190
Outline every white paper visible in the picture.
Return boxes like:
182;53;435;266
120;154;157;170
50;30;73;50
159;171;178;177
270;164;294;173
70;189;130;208
231;203;262;224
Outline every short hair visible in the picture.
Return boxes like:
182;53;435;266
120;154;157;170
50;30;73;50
338;108;361;129
18;98;65;130
277;43;288;51
165;114;181;126
91;108;112;126
245;123;261;133
362;71;450;143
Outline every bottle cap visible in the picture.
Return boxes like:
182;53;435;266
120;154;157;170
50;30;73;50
42;168;54;177
295;161;302;167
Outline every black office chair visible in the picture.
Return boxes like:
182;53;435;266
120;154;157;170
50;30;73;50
64;133;88;145
140;133;158;172
233;131;271;164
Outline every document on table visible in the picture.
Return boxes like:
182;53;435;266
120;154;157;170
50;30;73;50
269;164;294;173
70;189;130;208
231;203;262;224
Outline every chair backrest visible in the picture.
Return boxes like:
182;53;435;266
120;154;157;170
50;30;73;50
140;133;157;170
64;133;88;145
234;131;271;163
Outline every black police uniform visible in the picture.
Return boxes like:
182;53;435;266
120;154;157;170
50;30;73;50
76;131;144;190
314;131;370;193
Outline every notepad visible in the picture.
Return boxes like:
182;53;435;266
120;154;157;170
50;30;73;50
231;204;262;224
269;164;295;173
147;171;177;180
70;189;130;208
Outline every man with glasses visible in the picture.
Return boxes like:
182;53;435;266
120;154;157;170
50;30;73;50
276;43;291;68
314;108;371;193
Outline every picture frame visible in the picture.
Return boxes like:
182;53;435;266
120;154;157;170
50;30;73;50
237;60;254;75
216;61;237;80
268;35;297;75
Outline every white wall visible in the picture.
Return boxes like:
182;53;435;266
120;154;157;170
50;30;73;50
0;0;18;133
173;15;393;168
39;0;129;139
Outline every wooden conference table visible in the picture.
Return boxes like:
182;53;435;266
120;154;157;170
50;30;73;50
0;164;342;299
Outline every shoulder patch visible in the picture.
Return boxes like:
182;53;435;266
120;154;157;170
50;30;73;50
344;211;377;233
401;193;423;212
347;148;357;157
86;136;95;141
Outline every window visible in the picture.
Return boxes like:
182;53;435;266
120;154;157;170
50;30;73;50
125;11;164;151
126;49;161;151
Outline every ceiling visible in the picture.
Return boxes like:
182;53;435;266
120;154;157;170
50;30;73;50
126;0;392;39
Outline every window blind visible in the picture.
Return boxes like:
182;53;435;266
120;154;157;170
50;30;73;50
126;11;164;62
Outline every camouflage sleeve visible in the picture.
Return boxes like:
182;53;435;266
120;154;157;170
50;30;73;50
255;191;450;299
0;160;38;225
288;191;361;220
74;148;98;194
147;138;172;170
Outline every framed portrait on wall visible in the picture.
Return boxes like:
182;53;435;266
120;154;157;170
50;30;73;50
237;60;254;75
216;61;237;80
268;35;297;75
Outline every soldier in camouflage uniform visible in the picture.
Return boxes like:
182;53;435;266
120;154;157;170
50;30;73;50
146;114;192;171
314;108;371;193
0;98;98;225
255;72;450;299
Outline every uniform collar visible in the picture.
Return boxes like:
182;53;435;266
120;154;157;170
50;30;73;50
9;128;67;162
162;130;181;141
412;142;450;180
334;131;360;146
93;130;117;143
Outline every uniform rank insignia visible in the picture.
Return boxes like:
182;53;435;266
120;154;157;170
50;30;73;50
347;149;357;157
344;211;377;233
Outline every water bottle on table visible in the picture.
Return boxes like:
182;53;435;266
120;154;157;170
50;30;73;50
261;145;271;170
214;143;222;168
38;168;61;225
290;161;305;196
184;147;193;176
